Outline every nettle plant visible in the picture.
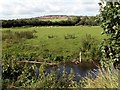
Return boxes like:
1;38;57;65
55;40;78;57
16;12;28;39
99;0;120;68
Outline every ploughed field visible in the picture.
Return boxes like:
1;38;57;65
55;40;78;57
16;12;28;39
2;26;107;62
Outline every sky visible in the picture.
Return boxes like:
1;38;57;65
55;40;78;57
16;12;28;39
0;0;100;20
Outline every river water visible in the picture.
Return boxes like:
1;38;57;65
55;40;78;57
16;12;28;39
36;61;100;81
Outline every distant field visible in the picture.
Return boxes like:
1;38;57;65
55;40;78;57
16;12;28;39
2;26;107;61
40;18;68;22
38;15;70;22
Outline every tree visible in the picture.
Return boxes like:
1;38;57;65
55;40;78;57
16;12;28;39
99;0;120;68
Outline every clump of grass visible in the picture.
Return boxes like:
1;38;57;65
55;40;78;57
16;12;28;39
84;68;119;88
2;30;37;42
2;30;13;40
64;34;76;39
48;35;56;39
14;30;36;39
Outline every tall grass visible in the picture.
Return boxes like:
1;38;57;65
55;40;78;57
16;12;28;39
2;30;36;41
84;68;119;88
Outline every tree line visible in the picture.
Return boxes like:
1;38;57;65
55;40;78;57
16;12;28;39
1;16;99;28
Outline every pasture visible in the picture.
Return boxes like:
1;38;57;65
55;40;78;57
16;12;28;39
2;26;107;62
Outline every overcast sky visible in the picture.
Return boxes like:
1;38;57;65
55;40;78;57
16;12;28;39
0;0;100;20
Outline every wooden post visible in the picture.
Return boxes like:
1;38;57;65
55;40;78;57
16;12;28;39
79;52;82;62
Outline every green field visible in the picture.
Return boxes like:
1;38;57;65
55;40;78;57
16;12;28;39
2;26;107;62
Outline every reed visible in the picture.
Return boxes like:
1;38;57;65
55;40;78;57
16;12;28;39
85;68;119;88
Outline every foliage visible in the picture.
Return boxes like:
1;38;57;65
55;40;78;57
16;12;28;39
68;69;77;88
80;34;102;62
14;64;36;87
99;0;120;68
77;16;98;26
28;64;83;89
2;62;83;89
2;63;36;88
3;61;118;89
2;16;98;28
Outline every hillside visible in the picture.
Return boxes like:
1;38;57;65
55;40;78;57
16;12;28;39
38;15;69;19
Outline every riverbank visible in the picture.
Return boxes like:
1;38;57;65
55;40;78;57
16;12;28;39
18;59;100;69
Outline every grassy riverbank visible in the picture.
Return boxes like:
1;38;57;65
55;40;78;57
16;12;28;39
2;26;118;89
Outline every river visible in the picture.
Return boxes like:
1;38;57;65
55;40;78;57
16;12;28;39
35;61;100;82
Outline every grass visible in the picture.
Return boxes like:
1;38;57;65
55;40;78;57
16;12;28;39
85;69;119;88
2;26;107;62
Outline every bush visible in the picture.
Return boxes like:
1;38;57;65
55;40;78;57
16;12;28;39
99;0;120;68
80;34;101;62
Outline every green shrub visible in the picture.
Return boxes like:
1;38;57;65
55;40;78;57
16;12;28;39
99;0;120;68
80;34;101;62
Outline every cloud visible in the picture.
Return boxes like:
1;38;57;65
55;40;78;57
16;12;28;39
0;0;99;19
